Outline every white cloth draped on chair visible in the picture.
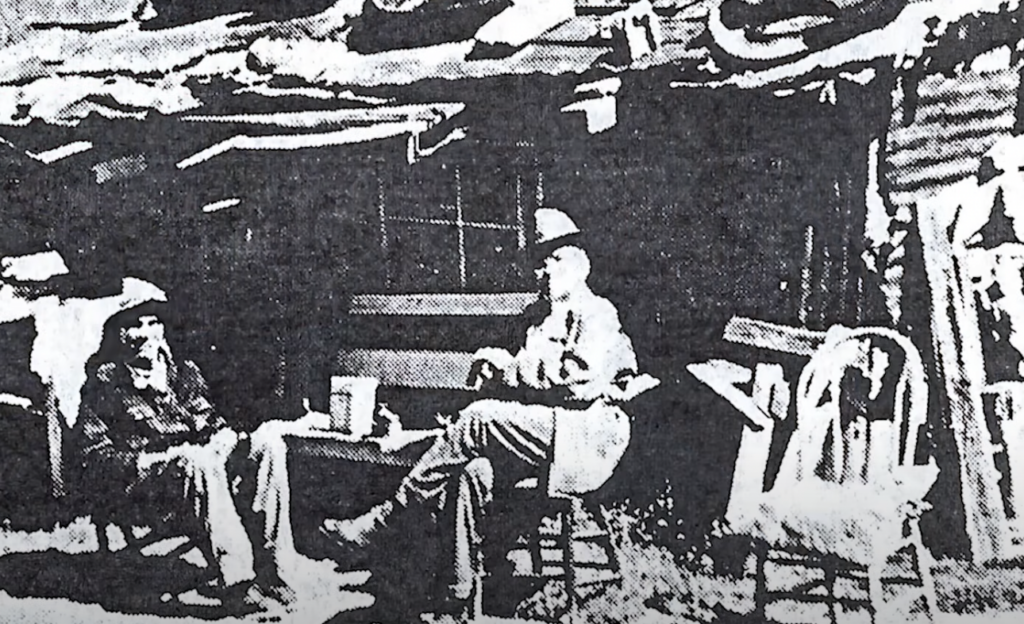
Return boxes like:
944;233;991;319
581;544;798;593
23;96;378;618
729;326;939;567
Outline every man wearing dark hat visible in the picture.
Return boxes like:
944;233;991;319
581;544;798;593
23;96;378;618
73;301;336;610
321;208;657;620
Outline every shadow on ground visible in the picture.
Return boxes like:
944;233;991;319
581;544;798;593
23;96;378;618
0;548;233;618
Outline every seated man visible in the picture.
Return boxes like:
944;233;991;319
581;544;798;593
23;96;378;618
73;302;333;609
321;208;657;620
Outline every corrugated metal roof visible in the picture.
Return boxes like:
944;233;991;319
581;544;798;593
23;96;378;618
886;61;1019;202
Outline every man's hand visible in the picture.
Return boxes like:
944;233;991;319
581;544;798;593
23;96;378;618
207;427;239;455
299;398;331;430
473;347;514;371
468;347;515;389
138;445;190;472
605;373;661;404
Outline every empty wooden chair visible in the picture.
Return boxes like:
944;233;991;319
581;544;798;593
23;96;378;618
729;327;939;624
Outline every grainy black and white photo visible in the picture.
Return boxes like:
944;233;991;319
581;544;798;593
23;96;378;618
1;1;1023;623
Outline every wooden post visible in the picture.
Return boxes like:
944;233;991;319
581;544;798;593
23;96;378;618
918;200;1008;563
44;384;64;498
724;364;789;526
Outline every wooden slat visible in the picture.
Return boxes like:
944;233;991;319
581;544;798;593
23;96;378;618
889;113;1016;146
180;103;466;128
176;120;429;169
349;292;538;316
915;101;1017;126
918;72;1021;100
337;348;476;390
887;135;1003;170
889;159;980;190
722;316;825;356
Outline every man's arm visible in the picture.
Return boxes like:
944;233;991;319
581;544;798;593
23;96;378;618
178;360;228;434
77;373;136;475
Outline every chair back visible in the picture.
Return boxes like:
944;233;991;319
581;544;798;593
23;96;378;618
777;327;931;492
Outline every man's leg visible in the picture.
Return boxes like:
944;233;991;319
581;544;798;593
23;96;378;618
181;439;257;589
323;399;554;546
247;421;297;564
233;412;353;600
400;399;553;507
451;457;493;602
245;416;339;585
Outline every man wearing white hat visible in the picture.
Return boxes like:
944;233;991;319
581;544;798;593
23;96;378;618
321;208;657;620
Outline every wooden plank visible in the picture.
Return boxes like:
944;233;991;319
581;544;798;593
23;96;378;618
180;103;466;128
723;316;825;356
337;348;477;390
686;359;773;430
176;120;429;169
887;134;1005;170
890;159;981;190
918;191;1009;563
914;91;1017;123
986;383;1024;530
918;71;1021;100
285;429;440;465
349;292;538;316
889;113;1016;146
725;363;789;527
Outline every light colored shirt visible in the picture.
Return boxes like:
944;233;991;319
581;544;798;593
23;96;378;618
513;289;638;401
511;288;641;497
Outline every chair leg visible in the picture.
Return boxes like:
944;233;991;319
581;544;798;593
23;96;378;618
470;549;484;621
867;562;884;624
910;524;938;622
594;504;621;587
753;542;767;621
563;498;580;624
95;519;111;553
824;558;838;624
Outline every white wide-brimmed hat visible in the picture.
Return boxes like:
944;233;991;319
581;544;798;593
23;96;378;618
1;250;69;283
535;207;581;246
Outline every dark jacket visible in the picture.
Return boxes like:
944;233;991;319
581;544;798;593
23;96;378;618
71;357;227;494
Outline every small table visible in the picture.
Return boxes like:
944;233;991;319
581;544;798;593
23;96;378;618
285;427;442;467
283;426;444;562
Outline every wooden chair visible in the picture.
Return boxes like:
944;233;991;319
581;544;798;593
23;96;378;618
465;379;660;623
336;348;624;623
732;327;939;624
465;474;622;624
61;414;216;567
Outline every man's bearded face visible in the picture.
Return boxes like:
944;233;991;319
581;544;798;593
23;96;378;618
120;314;169;369
534;246;590;300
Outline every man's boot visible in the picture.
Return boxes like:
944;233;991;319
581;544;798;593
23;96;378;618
320;499;398;549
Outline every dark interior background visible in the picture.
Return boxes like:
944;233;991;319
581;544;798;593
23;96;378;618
4;61;970;560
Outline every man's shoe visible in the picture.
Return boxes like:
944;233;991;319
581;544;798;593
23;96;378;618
320;500;396;549
247;577;297;607
192;579;268;614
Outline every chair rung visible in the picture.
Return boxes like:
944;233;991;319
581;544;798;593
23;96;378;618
576;574;621;587
881;576;925;586
763;592;871;608
536;567;620;583
766;555;864;570
569;562;617;569
788;580;827;595
537;528;610;539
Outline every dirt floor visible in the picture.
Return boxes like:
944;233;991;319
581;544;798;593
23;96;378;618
4;513;1024;624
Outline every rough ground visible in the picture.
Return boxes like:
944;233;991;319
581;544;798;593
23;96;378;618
3;508;1024;623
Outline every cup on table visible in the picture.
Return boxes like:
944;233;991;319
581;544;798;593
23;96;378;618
330;376;379;438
